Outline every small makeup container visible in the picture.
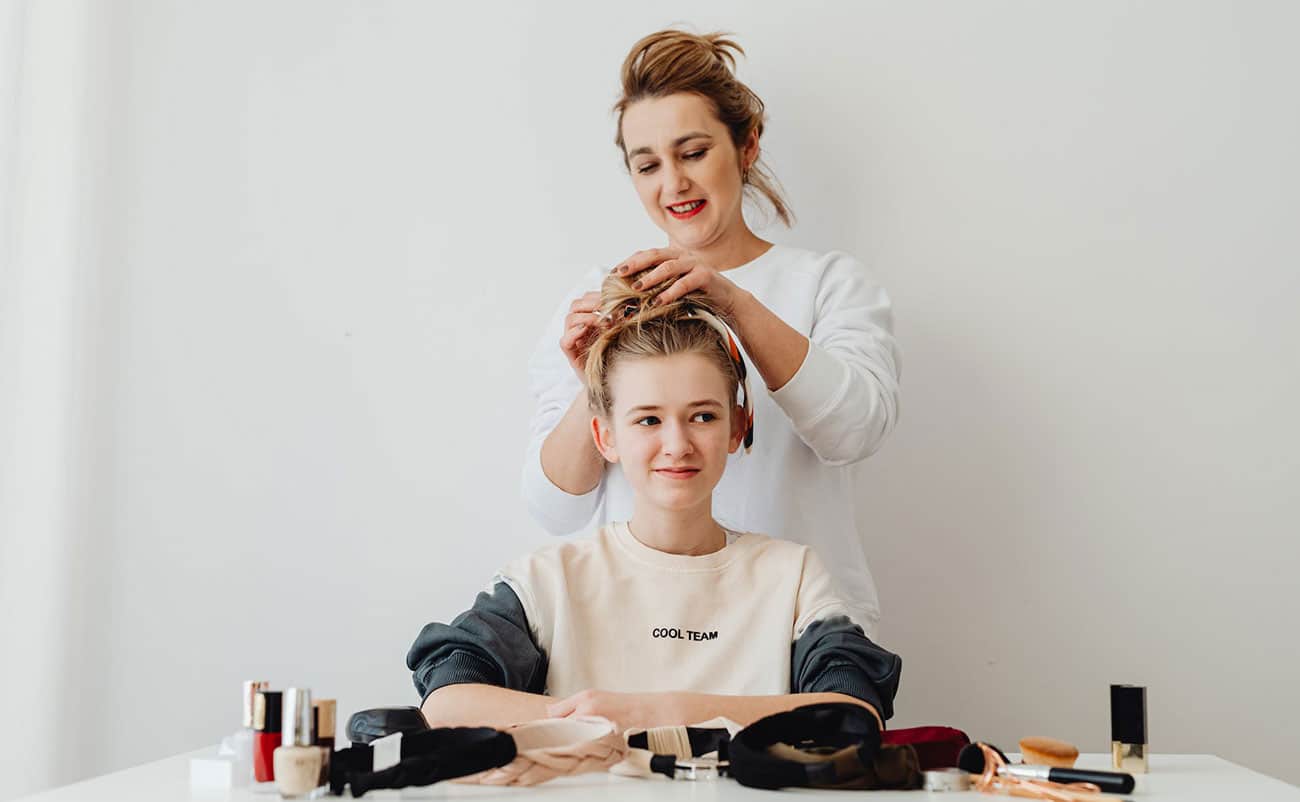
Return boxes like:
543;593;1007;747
313;699;336;788
1110;684;1148;773
275;688;324;798
253;689;284;783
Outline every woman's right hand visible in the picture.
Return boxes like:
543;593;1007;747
560;290;605;384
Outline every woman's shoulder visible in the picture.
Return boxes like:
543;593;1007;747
759;243;874;283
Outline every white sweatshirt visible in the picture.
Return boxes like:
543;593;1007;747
406;522;904;721
521;243;901;634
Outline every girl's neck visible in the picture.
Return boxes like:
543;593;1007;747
672;224;771;273
627;501;726;556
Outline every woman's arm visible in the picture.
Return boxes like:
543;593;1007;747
761;254;901;465
538;391;605;494
521;273;611;534
727;288;811;392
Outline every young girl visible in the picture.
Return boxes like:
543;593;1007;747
408;274;901;732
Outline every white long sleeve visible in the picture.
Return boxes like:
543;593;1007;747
519;266;610;535
519;245;901;633
768;251;902;465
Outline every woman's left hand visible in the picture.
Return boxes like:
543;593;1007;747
616;247;746;316
545;688;680;730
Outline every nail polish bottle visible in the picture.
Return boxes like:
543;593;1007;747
313;699;336;788
274;688;323;799
231;680;268;784
252;689;284;783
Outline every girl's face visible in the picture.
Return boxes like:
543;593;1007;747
621;92;757;251
592;352;745;513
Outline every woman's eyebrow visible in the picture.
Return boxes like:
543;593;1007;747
627;132;713;158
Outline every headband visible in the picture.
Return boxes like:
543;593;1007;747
729;703;925;790
455;716;627;787
331;726;516;797
612;717;742;780
684;305;755;453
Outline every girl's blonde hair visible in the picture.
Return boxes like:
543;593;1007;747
584;273;741;420
613;28;794;228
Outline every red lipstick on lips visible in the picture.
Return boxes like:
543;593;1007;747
667;199;707;220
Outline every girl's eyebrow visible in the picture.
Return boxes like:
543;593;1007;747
626;400;723;414
627;132;713;159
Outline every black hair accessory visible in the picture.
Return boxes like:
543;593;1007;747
730;703;922;790
345;706;430;744
331;726;516;797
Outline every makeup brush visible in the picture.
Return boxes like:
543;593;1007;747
958;742;1136;795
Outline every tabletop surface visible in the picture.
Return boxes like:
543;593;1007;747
15;749;1300;801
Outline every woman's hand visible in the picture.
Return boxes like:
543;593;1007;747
545;689;681;731
616;248;747;316
559;290;606;384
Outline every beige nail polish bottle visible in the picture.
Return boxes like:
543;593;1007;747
274;688;323;798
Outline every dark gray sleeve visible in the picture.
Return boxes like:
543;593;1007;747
790;615;902;722
405;582;548;703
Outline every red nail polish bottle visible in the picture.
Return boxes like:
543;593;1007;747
252;689;283;783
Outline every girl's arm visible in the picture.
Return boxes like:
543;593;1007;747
545;689;881;732
420;684;552;729
667;691;882;730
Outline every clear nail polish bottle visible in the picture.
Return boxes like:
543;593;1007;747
218;680;267;786
274;688;323;798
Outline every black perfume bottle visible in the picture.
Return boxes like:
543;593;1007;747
1110;684;1148;773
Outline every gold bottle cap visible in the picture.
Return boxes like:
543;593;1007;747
242;680;269;729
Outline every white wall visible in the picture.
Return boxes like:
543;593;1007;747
3;1;1297;796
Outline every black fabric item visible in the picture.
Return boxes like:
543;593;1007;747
790;615;902;722
626;726;731;758
406;581;548;701
731;703;889;790
345;706;430;744
340;727;517;797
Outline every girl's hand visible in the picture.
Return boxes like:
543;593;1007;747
545;689;680;731
559;290;606;384
615;248;745;316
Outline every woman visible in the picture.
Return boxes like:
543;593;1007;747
523;29;901;634
411;274;900;731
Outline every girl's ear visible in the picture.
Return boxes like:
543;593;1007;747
591;415;620;464
727;404;746;454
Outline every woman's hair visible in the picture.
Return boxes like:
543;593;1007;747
584;273;741;419
613;28;794;228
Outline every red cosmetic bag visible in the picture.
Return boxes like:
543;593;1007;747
881;726;971;770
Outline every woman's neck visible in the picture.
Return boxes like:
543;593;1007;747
628;501;726;556
672;224;771;272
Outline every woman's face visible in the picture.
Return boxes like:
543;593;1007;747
621;93;756;251
592;352;745;513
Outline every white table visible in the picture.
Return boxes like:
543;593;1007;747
15;750;1300;801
